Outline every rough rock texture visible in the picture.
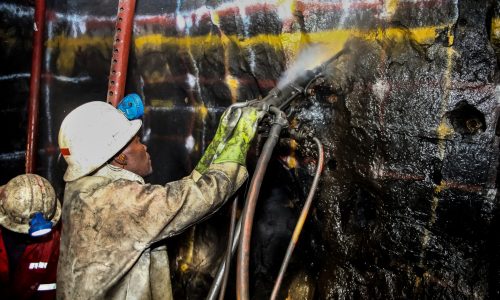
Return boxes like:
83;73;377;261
1;0;499;298
143;1;500;297
307;2;499;298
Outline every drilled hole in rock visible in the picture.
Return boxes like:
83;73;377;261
413;265;425;277
432;168;442;185
446;101;486;135
495;116;500;136
327;158;337;171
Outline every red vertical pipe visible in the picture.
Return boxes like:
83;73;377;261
107;0;137;107
25;0;46;173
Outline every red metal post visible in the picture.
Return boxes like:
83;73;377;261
107;0;137;107
25;0;46;173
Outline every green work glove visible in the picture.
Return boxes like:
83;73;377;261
212;107;264;166
194;106;242;174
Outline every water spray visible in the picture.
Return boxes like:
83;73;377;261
258;48;345;109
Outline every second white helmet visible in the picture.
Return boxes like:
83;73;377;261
0;174;61;234
58;101;142;182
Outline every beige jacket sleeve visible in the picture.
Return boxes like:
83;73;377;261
87;162;247;248
150;162;247;243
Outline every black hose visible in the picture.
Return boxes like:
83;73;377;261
219;197;238;300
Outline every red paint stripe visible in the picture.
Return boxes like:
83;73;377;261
245;3;277;15
135;16;176;27
349;2;381;10
49;1;451;29
296;1;343;14
217;7;241;18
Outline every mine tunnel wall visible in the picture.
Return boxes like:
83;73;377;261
1;0;500;298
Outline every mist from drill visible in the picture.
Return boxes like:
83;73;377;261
258;45;345;110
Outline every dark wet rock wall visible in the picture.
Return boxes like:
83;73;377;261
0;1;34;183
311;1;499;298
1;0;499;298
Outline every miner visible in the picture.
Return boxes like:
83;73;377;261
56;100;263;299
0;174;62;299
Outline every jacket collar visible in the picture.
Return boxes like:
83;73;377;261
93;164;145;184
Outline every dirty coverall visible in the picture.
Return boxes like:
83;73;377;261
56;162;246;299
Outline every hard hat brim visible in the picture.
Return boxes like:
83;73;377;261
63;119;142;182
0;197;62;234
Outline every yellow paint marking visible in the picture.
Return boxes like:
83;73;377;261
219;29;238;102
417;25;456;284
211;10;220;27
46;25;447;77
47;35;113;75
290;0;297;14
491;17;500;41
225;74;240;102
434;26;457;158
180;226;196;273
131;26;443;54
287;139;298;169
150;99;175;108
143;69;169;85
46;35;113;49
414;275;421;289
433;180;447;194
46;26;446;55
385;0;399;18
436;118;453;138
360;25;444;45
0;28;20;49
197;103;208;120
436;121;454;158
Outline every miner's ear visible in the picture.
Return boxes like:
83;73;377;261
113;153;128;167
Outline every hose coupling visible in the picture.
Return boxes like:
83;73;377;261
269;106;288;128
251;101;270;113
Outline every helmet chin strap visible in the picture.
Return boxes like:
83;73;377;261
113;153;128;168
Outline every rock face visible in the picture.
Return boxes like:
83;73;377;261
313;2;499;297
1;0;499;298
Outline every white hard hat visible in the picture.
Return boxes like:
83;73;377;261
58;101;142;182
0;174;61;234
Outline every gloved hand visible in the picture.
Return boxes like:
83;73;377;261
212;107;264;166
194;106;243;174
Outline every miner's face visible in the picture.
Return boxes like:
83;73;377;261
120;135;153;177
